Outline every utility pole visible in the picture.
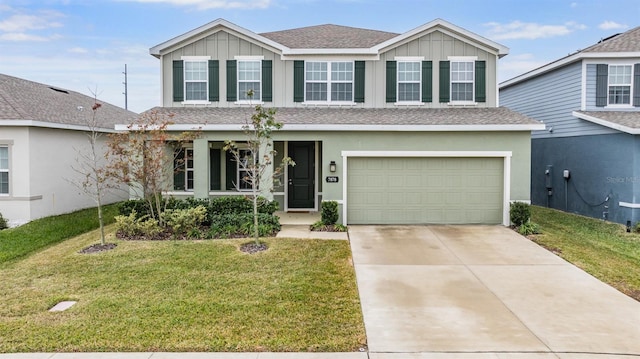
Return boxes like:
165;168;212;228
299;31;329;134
122;64;128;110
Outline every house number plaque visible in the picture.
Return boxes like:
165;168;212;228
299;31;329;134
326;176;339;183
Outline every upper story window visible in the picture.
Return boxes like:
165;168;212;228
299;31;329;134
0;146;9;195
608;65;632;105
305;61;353;102
184;60;208;102
397;61;421;102
450;61;474;102
237;60;261;101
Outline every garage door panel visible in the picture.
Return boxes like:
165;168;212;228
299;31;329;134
347;157;503;224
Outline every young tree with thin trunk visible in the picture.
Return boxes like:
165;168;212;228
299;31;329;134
224;95;293;244
106;111;200;226
69;100;118;246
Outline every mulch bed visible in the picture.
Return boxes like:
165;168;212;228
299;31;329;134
310;224;346;232
239;242;268;254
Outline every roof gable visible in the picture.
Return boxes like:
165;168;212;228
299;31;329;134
150;18;508;58
0;73;137;130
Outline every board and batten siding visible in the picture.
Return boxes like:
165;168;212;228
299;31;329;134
500;61;616;139
161;28;499;109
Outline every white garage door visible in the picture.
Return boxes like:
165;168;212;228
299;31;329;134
346;157;504;224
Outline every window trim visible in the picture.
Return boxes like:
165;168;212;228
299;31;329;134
235;56;264;104
447;56;478;105
396;59;422;104
304;60;355;104
184;148;194;191
0;144;10;196
181;56;211;105
606;64;634;108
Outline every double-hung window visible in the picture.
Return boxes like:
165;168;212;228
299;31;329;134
608;65;632;105
173;147;194;191
238;60;261;101
305;61;353;102
237;149;255;191
0;146;9;195
450;61;474;102
184;59;208;102
397;61;421;102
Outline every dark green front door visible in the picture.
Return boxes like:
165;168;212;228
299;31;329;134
288;142;315;209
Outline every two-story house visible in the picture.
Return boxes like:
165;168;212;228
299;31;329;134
138;18;542;225
500;26;640;225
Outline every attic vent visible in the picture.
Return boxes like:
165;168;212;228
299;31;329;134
49;87;69;94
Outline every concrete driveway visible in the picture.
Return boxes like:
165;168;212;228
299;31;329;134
348;225;640;358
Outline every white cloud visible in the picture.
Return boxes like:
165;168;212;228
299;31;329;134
484;21;587;40
0;9;65;42
69;47;89;54
570;2;578;8
118;0;272;10
598;21;628;30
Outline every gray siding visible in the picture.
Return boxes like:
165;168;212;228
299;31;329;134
501;61;617;139
585;63;597;109
531;133;640;225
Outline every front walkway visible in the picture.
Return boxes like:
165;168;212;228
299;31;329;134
348;225;640;358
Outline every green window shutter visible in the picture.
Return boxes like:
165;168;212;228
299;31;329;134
439;61;450;103
386;61;397;103
294;60;304;102
225;151;236;190
633;63;640;107
354;61;365;103
208;60;219;102
210;148;221;191
422;61;432;103
262;60;273;102
475;60;486;103
226;60;237;102
172;60;184;102
173;148;185;190
596;64;608;107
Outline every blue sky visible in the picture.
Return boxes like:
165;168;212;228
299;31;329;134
1;0;638;113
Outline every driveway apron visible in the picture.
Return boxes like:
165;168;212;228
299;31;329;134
348;225;640;357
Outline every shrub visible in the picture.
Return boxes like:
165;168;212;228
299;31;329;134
0;212;7;230
114;211;162;237
634;222;640;233
510;202;531;227
209;213;280;238
161;205;207;236
118;199;151;219
321;201;339;225
518;219;540;236
208;196;278;221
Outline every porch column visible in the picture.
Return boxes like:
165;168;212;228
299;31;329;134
193;139;209;199
259;139;274;201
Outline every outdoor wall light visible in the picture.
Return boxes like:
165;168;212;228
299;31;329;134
329;161;337;173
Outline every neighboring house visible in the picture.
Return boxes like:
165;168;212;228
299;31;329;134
0;74;136;227
139;18;542;225
500;26;640;225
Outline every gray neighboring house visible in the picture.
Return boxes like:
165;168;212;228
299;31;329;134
500;26;640;225
140;18;543;226
0;73;137;227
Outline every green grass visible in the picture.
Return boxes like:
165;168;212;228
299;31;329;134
531;205;640;300
0;227;365;352
0;204;119;265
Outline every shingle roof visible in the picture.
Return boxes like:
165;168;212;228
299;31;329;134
142;106;541;128
260;24;399;49
582;26;640;53
575;110;640;129
0;73;138;130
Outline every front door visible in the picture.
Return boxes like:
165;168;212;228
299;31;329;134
288;141;315;209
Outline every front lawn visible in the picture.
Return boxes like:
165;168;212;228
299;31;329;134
0;226;365;352
531;206;640;301
0;204;119;264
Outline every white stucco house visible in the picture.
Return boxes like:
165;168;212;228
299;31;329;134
0;73;137;227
